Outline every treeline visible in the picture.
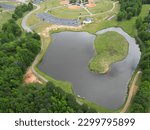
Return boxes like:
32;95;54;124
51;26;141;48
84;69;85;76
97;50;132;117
117;0;142;21
3;82;96;113
12;2;33;20
142;0;150;4
130;13;150;112
0;4;96;113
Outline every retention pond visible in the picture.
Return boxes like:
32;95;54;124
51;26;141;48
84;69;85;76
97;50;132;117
38;27;141;109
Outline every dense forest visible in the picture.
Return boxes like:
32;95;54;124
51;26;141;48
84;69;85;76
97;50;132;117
117;0;142;21
0;3;96;113
130;13;150;112
117;0;150;21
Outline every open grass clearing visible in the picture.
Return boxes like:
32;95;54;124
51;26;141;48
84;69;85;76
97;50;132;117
88;0;113;14
49;6;88;19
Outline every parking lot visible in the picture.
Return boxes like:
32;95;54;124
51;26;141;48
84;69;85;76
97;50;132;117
37;13;81;26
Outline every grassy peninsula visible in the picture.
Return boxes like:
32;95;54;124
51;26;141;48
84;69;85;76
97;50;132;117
89;31;129;73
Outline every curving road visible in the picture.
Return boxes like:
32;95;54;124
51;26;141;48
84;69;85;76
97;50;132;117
21;3;40;32
21;2;48;82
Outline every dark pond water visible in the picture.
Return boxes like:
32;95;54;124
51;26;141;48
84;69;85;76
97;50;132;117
38;27;141;109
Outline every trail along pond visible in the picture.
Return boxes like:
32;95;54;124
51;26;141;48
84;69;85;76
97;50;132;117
38;27;141;109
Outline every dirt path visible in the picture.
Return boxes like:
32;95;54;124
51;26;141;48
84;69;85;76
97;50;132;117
82;6;93;15
120;71;141;113
21;3;40;32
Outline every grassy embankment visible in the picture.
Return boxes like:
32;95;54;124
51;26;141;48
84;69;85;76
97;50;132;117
25;2;150;112
89;31;128;73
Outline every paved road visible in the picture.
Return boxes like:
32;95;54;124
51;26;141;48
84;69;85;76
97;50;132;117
37;13;81;26
21;2;48;82
21;3;40;32
31;38;48;82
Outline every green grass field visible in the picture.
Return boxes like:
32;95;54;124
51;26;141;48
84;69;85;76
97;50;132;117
88;0;113;14
89;31;128;73
49;6;88;19
0;12;12;30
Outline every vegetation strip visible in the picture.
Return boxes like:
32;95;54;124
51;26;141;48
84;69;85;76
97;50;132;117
120;71;141;113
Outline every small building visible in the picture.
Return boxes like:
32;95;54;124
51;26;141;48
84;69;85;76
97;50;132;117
83;17;93;24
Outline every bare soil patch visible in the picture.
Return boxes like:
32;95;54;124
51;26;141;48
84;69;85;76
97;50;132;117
68;5;80;9
86;4;96;8
120;71;141;113
24;69;42;84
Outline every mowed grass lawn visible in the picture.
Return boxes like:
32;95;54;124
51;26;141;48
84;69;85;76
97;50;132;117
49;6;88;19
89;31;128;73
88;0;113;14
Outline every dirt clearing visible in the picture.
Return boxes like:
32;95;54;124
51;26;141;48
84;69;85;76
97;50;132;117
24;68;42;84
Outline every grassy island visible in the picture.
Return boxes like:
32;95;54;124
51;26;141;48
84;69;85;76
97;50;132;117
89;31;129;73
